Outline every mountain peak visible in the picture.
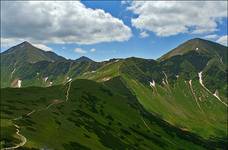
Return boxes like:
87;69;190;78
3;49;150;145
21;41;31;45
1;41;65;63
183;38;211;45
2;41;35;55
75;56;93;62
158;38;227;61
189;37;204;41
17;41;33;48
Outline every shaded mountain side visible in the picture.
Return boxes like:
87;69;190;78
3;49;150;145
158;51;227;97
75;56;94;62
122;74;227;138
1;41;65;64
118;54;227;138
158;38;228;64
78;55;227;138
0;41;66;88
0;41;108;88
1;39;227;96
1;79;227;149
156;38;227;96
0;57;104;88
104;52;227;98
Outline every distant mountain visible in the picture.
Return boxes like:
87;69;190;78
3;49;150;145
1;41;66;64
1;39;227;98
159;38;227;63
1;41;66;87
75;56;94;62
158;38;227;96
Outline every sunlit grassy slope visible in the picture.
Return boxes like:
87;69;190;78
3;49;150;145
78;55;227;140
1;38;227;149
1;79;226;149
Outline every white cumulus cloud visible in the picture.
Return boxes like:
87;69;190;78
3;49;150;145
74;48;87;54
216;35;228;46
1;38;24;49
128;1;227;37
203;34;219;40
0;38;52;51
90;48;96;52
1;1;132;45
139;31;149;38
32;44;53;51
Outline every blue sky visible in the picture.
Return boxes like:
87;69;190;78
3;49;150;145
1;1;227;61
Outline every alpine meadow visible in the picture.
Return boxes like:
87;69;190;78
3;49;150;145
0;1;227;150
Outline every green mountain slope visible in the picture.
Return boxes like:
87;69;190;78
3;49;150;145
1;41;65;64
1;79;226;149
158;38;227;63
1;38;227;148
0;41;104;88
1;41;66;88
77;39;228;139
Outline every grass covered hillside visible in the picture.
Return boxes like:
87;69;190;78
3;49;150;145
77;43;227;139
1;79;226;150
1;38;227;149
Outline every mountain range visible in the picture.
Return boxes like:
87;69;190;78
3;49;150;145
1;38;227;149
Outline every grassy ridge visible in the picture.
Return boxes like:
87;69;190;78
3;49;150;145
123;75;227;138
1;79;226;149
78;54;227;139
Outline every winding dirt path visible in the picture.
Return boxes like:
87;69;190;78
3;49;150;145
1;125;27;150
13;109;36;121
2;82;72;149
26;110;36;116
